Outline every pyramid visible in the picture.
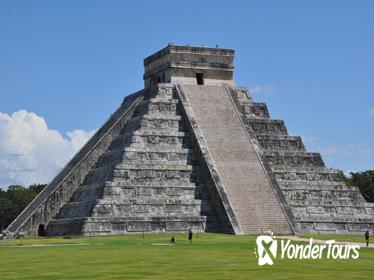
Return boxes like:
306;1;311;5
4;45;374;237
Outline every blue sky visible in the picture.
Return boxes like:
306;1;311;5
0;0;373;187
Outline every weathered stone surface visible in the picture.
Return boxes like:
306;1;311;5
232;86;374;234
4;44;374;238
176;84;292;234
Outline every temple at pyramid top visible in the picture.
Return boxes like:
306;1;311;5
143;44;235;87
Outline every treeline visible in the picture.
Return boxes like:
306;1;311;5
343;170;374;202
0;184;46;231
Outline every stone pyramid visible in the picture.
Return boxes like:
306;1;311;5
5;45;374;237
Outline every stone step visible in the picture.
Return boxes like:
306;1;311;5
129;132;189;148
273;167;339;175
45;217;87;236
112;169;196;183
278;181;361;192
272;169;341;182
91;204;211;217
71;184;208;203
142;97;179;105
123;151;193;164
130;131;188;145
127;142;186;149
132;130;186;137
283;188;365;201
83;165;116;185
137;115;182;131
122;158;192;165
48;214;208;226
245;118;288;135
299;221;374;234
95;149;124;167
115;163;194;171
272;166;336;173
241;102;270;118
151;84;175;99
256;134;305;151
87;214;209;223
58;201;95;218
112;176;196;185
58;197;209;218
108;134;134;151
92;197;204;206
125;114;182;132
282;189;365;201
141;114;181;121
293;211;374;223
265;152;324;168
87;215;210;234
139;98;179;115
71;183;105;202
263;150;320;157
124;147;190;153
102;186;209;200
97;147;192;166
46;214;213;236
104;181;200;188
288;198;366;207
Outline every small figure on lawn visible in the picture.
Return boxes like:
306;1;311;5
365;230;370;248
188;228;193;244
170;235;176;244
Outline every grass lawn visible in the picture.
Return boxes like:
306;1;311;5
299;233;368;243
0;233;373;279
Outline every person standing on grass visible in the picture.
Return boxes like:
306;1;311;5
365;230;370;247
170;235;176;244
188;228;193;244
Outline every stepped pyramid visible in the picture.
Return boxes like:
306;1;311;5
4;45;374;237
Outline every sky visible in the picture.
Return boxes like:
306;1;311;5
0;0;373;188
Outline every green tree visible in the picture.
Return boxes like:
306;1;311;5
349;170;374;202
0;184;46;231
0;197;16;231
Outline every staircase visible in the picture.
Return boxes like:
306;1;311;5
177;84;292;234
232;87;374;234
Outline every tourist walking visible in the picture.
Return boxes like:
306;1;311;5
188;228;193;244
365;230;370;247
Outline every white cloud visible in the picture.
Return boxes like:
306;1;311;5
250;85;279;97
369;107;374;117
0;110;96;188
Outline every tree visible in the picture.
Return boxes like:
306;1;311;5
349;170;374;202
0;197;15;231
0;184;46;231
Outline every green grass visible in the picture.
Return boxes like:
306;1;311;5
0;233;373;279
299;233;368;243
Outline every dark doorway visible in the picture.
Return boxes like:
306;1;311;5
196;73;204;85
38;224;45;237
